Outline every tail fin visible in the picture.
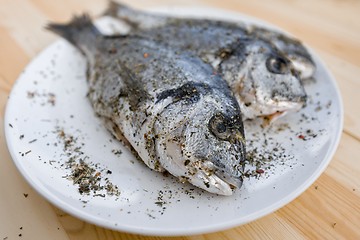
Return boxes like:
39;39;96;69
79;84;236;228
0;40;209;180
46;14;100;48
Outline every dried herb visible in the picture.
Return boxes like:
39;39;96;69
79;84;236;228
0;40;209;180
111;149;122;156
28;139;37;144
56;127;120;197
26;91;56;106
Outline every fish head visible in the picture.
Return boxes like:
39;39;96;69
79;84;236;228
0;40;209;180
250;27;316;80
154;88;245;195
183;107;246;183
227;39;307;121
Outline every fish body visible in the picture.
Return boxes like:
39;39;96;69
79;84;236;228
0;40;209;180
105;1;315;80
104;2;308;121
47;15;246;195
103;22;306;120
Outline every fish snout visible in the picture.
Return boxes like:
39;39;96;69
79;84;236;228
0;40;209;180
288;54;316;80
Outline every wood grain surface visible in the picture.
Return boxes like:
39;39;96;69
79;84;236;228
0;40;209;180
1;0;359;239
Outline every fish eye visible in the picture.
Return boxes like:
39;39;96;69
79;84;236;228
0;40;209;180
208;113;231;140
216;122;226;133
266;56;289;74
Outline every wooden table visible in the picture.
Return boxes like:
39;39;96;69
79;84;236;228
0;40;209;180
1;0;359;239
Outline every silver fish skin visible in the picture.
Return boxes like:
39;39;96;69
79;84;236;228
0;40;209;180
104;4;307;121
104;1;315;80
47;15;246;195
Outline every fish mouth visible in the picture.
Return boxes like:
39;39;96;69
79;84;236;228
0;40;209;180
213;168;243;190
156;122;246;196
158;137;238;196
261;110;286;125
188;158;244;194
236;80;307;120
192;137;246;191
259;98;305;124
241;97;305;122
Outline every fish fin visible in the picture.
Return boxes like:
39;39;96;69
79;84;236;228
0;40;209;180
46;14;100;47
103;0;128;17
102;1;144;28
117;62;151;110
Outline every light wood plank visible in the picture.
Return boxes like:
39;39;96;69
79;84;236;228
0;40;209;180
0;27;30;85
317;50;360;139
325;134;360;193
0;0;55;57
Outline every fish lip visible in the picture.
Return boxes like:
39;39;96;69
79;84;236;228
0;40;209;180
209;136;246;190
182;156;244;193
193;146;246;190
214;143;246;189
254;98;305;121
197;163;243;190
261;110;286;124
266;93;307;111
276;99;305;109
214;169;244;189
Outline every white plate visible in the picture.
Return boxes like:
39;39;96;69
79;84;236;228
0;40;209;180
4;7;343;236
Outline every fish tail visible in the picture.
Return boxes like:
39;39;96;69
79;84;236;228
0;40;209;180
46;14;100;49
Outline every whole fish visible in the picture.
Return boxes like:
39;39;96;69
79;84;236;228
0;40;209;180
47;15;246;195
104;2;308;121
105;1;316;80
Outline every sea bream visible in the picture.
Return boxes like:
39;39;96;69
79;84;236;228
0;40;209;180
104;2;308;121
47;15;246;195
105;1;316;80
